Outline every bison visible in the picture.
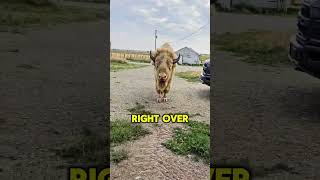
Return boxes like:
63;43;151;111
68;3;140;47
150;43;180;103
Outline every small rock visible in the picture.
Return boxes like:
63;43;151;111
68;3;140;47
135;176;143;180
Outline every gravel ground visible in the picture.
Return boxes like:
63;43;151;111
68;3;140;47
0;21;108;179
213;51;320;179
110;64;210;180
212;12;320;179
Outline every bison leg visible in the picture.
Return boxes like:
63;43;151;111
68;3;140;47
157;92;164;103
163;94;168;102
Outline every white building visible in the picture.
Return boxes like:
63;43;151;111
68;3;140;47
175;47;200;65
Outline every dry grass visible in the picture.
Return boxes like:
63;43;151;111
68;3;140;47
176;71;201;82
111;52;150;63
214;31;294;65
0;1;107;29
110;60;148;72
110;57;128;64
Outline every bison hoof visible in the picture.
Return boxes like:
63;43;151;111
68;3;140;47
157;98;162;103
163;97;168;102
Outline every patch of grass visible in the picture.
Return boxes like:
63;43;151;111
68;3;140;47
55;126;107;165
176;71;201;82
199;54;210;64
65;0;107;3
214;31;293;66
0;1;107;29
110;61;148;72
111;148;129;164
111;119;150;145
127;102;152;114
179;64;203;66
111;57;128;64
5;0;56;6
163;121;210;163
216;2;299;16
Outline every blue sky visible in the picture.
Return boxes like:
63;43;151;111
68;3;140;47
110;0;210;54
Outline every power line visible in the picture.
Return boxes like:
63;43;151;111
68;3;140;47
166;21;209;44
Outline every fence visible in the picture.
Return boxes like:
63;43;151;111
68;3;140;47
110;52;151;63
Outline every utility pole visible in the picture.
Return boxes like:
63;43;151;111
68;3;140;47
155;29;157;51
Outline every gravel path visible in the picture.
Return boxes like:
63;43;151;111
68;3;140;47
212;12;320;179
0;21;108;179
213;51;320;179
110;64;210;180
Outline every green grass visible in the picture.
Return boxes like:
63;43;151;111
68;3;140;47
179;64;203;67
111;148;129;164
111;61;148;72
214;31;294;66
4;0;55;6
163;121;210;163
64;0;107;3
216;2;300;17
55;126;107;165
127;102;152;114
0;1;107;30
111;119;150;145
199;54;210;64
176;71;201;82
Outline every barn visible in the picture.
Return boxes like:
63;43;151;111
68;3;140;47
175;47;200;65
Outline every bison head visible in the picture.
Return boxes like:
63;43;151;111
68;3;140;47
150;50;180;88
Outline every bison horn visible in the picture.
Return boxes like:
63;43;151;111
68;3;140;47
150;51;155;63
173;54;180;64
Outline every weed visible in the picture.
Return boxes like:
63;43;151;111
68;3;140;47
163;121;210;163
55;126;107;165
111;119;150;145
127;102;152;114
111;148;129;163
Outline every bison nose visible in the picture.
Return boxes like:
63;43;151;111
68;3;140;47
159;73;167;80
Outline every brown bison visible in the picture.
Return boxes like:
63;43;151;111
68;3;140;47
150;43;180;103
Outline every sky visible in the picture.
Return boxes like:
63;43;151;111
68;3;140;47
110;0;210;54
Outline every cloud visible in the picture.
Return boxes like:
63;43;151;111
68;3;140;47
131;0;209;33
111;0;210;54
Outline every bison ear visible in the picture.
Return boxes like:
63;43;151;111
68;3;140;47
173;54;181;64
150;50;155;64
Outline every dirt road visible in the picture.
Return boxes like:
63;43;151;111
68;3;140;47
212;12;320;179
213;51;320;179
0;21;108;179
110;65;210;180
212;12;297;34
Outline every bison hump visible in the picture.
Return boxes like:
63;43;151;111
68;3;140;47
161;42;173;50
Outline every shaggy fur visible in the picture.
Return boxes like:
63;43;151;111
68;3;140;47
152;43;178;103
